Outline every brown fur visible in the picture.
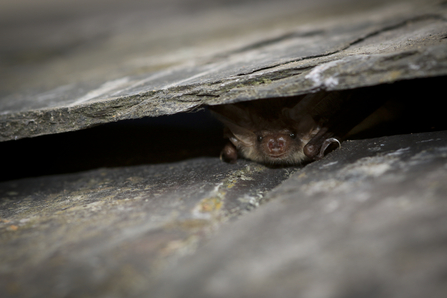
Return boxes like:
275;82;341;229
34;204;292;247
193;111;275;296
210;96;320;165
211;89;387;165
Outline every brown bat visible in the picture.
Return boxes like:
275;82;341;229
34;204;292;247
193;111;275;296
210;88;386;165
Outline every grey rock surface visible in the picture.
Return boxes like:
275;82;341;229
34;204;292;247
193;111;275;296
1;1;447;297
1;0;446;141
1;130;446;298
0;158;295;297
151;130;447;298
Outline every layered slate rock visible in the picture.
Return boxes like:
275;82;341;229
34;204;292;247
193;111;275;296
3;131;445;298
150;130;447;298
1;0;446;141
0;158;295;297
1;0;447;297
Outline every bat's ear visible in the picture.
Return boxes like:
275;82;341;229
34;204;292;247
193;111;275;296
282;96;319;132
283;93;324;119
295;113;318;133
225;120;257;147
210;106;256;146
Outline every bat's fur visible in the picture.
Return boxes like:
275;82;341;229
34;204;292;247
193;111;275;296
211;87;398;165
210;97;321;165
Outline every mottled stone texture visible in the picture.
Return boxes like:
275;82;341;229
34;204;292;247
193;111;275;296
1;0;446;141
1;130;446;298
150;130;447;298
0;158;295;298
1;1;447;298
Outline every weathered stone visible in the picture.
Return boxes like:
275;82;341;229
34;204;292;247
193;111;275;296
150;130;447;298
1;127;446;298
0;157;295;297
1;0;446;141
1;1;447;297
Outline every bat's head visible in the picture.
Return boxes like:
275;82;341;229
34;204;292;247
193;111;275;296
228;121;319;165
248;129;308;164
211;99;320;165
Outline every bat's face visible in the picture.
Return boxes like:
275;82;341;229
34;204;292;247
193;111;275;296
234;128;317;165
211;99;320;165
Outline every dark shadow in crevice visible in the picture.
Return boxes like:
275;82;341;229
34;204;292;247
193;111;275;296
0;109;225;182
0;76;445;182
347;76;447;140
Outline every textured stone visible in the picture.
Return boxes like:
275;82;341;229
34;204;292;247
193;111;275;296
150;130;447;298
0;157;294;297
1;0;446;141
1;1;447;297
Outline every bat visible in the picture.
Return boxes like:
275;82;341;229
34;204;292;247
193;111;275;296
210;88;387;165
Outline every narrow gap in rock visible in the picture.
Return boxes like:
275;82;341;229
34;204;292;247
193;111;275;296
208;76;446;166
346;76;446;139
1;76;445;182
0;109;225;182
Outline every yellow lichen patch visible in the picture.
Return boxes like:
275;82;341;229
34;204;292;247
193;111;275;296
164;219;210;231
160;235;199;257
161;240;185;256
198;197;222;213
386;70;402;82
226;182;236;189
7;225;18;231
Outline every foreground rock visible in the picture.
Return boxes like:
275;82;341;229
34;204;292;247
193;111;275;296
1;130;446;297
0;158;294;297
151;130;447;298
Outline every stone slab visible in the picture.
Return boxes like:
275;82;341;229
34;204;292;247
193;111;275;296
1;0;446;141
150;130;447;298
0;157;295;297
2;130;445;298
1;1;447;297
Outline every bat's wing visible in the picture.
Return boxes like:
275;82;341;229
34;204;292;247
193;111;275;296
297;88;389;160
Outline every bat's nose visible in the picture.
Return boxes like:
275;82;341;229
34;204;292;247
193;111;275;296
267;137;286;154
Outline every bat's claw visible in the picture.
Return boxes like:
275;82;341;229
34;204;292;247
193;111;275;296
316;137;341;159
304;134;341;161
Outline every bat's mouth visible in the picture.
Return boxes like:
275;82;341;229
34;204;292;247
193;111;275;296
269;153;286;158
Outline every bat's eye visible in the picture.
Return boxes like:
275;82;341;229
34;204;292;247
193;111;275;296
289;133;296;139
257;136;263;142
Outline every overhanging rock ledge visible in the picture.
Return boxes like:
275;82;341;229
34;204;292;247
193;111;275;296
0;0;446;141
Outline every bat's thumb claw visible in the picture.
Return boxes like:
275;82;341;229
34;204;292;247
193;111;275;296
317;138;341;159
326;138;341;149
